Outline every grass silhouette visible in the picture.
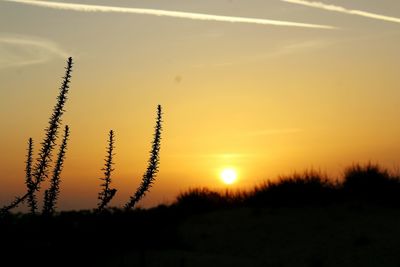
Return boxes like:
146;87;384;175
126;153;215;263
246;170;336;207
342;163;399;195
174;165;400;209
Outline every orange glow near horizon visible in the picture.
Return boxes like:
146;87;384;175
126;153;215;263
0;0;400;211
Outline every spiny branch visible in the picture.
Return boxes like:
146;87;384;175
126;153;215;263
96;130;117;212
43;125;70;215
125;105;162;210
24;138;36;214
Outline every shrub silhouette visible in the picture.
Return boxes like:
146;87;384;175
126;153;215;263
342;163;400;202
43;125;70;215
97;130;117;212
1;57;73;215
175;188;248;211
125;105;163;210
247;170;336;206
174;165;400;209
175;188;227;210
343;163;391;191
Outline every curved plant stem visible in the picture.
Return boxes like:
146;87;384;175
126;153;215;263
96;130;117;212
24;138;36;214
125;105;162;210
43;125;70;215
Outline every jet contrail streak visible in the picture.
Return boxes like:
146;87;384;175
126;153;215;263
282;0;400;24
3;0;335;29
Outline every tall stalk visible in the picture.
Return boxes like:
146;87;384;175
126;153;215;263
43;125;70;215
125;105;162;210
96;130;117;212
24;138;36;214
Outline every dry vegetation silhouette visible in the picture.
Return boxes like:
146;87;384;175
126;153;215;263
0;57;163;216
1;58;400;267
2;163;400;266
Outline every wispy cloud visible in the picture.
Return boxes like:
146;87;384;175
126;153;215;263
168;153;256;159
192;39;330;69
247;128;304;136
282;0;400;24
0;34;68;69
262;39;330;59
3;0;335;29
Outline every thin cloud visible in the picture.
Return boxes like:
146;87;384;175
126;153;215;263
192;39;331;69
259;39;330;60
282;0;400;24
247;128;304;136
3;0;335;29
0;35;69;69
168;153;256;159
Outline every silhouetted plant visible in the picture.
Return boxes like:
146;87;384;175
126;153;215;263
24;138;36;214
43;125;70;215
248;170;336;206
175;188;227;210
342;163;400;202
97;130;117;212
343;163;391;191
1;57;73;214
125;105;162;210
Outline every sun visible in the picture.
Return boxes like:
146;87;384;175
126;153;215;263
220;168;238;185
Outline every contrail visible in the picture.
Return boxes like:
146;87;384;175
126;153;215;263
282;0;400;24
3;0;335;29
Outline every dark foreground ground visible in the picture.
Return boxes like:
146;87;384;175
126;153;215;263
2;164;400;266
2;202;400;267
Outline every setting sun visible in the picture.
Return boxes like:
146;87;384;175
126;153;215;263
220;168;238;185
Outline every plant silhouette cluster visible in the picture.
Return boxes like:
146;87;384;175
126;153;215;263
1;57;73;215
0;57;163;216
96;105;163;212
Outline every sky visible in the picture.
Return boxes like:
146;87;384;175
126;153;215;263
0;0;400;210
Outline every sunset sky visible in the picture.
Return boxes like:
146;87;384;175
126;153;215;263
0;0;399;210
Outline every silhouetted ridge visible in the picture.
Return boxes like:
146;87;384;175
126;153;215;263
176;188;228;210
174;165;400;209
248;171;336;206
